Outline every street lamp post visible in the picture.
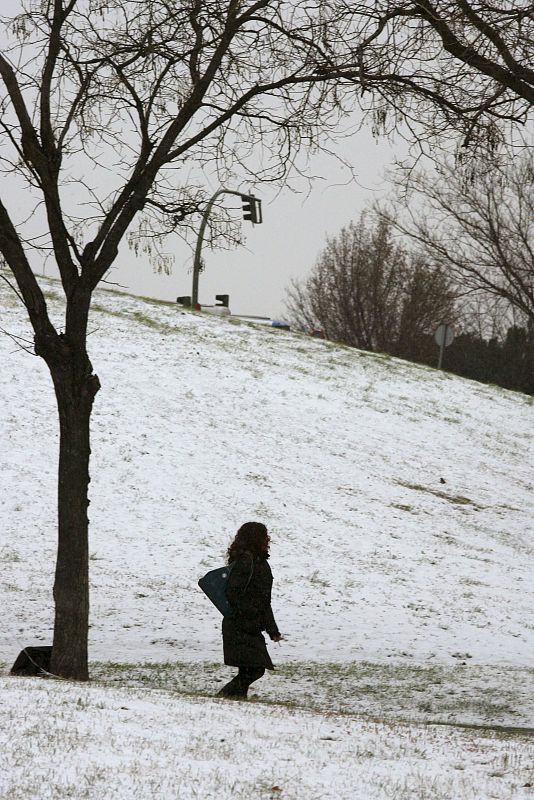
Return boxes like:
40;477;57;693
191;187;262;308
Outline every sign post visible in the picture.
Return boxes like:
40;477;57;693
434;323;454;370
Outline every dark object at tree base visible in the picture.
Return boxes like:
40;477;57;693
11;646;52;676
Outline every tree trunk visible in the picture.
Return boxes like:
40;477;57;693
39;327;100;681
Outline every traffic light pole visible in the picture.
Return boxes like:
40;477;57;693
192;187;244;308
192;187;261;308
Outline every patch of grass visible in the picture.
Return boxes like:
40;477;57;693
391;503;414;513
460;577;488;587
88;660;534;736
396;480;485;510
90;303;174;334
0;546;22;563
130;311;167;330
309;570;330;588
43;289;63;303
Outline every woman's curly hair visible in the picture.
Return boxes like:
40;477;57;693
227;521;270;563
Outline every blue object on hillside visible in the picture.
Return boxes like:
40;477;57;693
198;564;235;617
271;320;290;330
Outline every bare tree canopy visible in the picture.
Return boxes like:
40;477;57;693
368;1;534;131
285;214;458;359
381;151;534;328
338;1;534;152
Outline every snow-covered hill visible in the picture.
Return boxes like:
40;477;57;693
1;279;533;670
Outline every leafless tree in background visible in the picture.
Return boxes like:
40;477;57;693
0;0;532;679
381;151;534;330
285;215;458;358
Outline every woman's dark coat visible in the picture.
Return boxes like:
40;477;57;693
222;552;280;670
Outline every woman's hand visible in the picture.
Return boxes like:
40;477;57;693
271;633;284;642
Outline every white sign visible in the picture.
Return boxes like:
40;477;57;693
434;323;454;348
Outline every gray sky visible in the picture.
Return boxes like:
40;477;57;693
107;129;404;319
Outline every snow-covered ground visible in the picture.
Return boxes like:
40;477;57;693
1;677;533;800
1;279;533;798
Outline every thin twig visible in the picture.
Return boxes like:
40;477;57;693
0;326;37;356
0;272;27;308
99;277;128;288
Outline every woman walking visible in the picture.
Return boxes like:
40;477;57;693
218;521;282;699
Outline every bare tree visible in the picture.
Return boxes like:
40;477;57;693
285;214;457;358
332;1;534;152
381;151;534;329
0;0;532;680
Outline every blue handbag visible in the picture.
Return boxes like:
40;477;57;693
198;564;236;617
198;555;254;617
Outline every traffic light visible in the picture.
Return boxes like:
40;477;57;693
240;194;262;224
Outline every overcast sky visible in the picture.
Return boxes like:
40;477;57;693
103;128;405;320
